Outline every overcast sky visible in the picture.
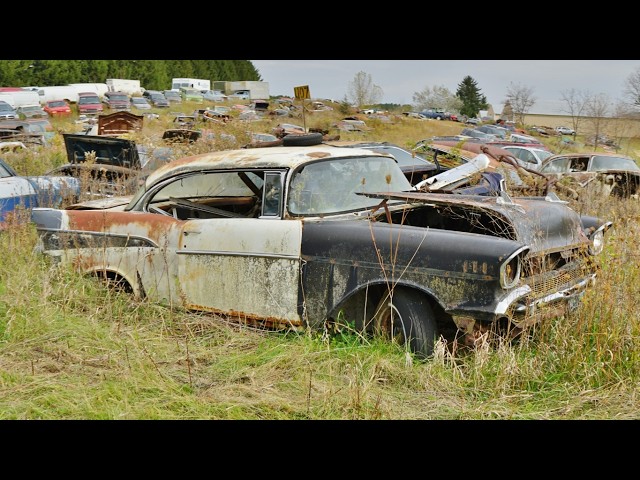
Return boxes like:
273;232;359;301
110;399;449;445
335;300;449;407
250;60;639;115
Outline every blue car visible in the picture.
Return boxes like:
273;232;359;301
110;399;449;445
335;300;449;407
0;157;80;228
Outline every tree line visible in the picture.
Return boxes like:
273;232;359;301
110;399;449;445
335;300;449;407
348;72;490;118
0;60;261;90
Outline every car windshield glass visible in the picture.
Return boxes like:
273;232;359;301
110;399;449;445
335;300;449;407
591;156;640;171
79;96;99;104
49;101;66;107
541;158;569;173
109;95;128;101
535;150;553;161
288;156;411;215
0;162;13;178
510;135;540;144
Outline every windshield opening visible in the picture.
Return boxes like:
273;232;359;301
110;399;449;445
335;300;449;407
288;156;411;215
591;155;640;171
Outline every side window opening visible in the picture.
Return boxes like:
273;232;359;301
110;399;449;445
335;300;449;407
261;172;283;217
145;170;266;220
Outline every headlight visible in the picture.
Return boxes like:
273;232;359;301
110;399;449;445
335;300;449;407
589;229;605;255
500;247;527;289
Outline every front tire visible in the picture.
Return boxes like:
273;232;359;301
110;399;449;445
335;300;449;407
372;288;439;359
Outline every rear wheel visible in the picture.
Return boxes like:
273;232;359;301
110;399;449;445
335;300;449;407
372;288;439;359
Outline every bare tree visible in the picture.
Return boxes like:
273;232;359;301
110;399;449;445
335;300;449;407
412;85;463;113
583;93;611;150
504;82;536;126
347;71;383;108
609;100;635;154
559;88;589;135
622;65;640;112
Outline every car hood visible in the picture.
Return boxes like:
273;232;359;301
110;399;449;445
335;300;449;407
1;175;81;212
27;173;81;190
365;191;592;254
63;133;141;169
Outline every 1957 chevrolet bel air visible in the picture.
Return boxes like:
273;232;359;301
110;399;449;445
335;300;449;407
30;141;613;358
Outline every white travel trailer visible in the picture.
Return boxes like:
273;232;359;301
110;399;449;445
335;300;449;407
0;90;42;108
34;86;80;104
171;78;211;92
68;83;108;99
105;79;143;96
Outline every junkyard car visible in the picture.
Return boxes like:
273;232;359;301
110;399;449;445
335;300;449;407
103;91;131;111
0;157;79;227
201;90;228;102
43;100;72;116
142;90;171;108
539;152;640;198
555;126;575;135
45;163;141;199
413;139;552;196
30;141;612;358
163;90;182;103
17;104;48;119
180;88;204;103
501;145;554;171
130;97;152;110
77;92;104;115
0;101;18;120
55;133;173;197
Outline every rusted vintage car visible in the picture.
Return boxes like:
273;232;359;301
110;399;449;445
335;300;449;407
413;139;552;196
30;141;612;358
57;134;174;198
0;157;80;228
538;152;640;199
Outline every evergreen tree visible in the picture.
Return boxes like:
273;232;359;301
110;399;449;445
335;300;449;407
0;60;262;89
456;75;488;117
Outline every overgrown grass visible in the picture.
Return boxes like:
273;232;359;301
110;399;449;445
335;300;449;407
1;103;640;419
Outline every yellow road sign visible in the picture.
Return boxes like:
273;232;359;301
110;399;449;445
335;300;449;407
294;85;310;100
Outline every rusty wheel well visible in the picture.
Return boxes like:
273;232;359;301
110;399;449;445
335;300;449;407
91;269;134;295
328;283;453;337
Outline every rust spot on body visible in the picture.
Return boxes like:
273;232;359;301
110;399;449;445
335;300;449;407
68;211;179;242
186;304;304;330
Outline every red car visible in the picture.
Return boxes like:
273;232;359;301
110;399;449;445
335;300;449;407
44;99;72;116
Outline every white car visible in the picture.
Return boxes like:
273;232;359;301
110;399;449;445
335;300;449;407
555;126;575;135
502;145;554;171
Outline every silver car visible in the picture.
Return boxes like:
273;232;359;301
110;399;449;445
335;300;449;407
502;146;554;171
0;101;18;120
